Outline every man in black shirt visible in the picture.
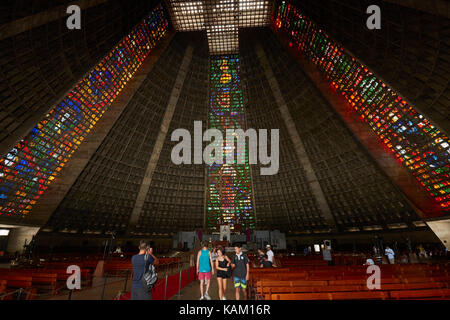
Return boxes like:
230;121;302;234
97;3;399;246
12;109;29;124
131;240;158;300
231;243;249;300
261;254;273;268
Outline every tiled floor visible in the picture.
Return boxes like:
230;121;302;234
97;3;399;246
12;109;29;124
172;274;252;301
46;276;130;300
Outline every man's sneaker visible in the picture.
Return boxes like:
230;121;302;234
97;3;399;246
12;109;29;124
204;293;211;300
199;296;205;300
222;296;227;300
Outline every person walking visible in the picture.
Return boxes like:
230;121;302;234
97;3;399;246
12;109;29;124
231;243;250;300
131;240;158;300
215;247;231;300
197;242;214;300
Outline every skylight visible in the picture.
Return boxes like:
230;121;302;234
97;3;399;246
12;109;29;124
167;0;272;54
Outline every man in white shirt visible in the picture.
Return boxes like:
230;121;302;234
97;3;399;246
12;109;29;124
266;245;274;263
385;246;395;264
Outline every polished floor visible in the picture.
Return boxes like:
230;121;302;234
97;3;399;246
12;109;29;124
171;274;239;301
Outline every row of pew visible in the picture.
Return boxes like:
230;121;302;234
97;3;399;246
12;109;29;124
100;257;182;276
0;266;93;299
0;255;182;299
249;262;450;300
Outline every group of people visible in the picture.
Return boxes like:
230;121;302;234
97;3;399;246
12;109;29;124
196;242;250;300
128;239;448;300
130;240;276;300
369;244;444;265
364;245;395;265
256;245;275;268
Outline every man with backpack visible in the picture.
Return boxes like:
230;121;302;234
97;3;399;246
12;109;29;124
131;240;158;300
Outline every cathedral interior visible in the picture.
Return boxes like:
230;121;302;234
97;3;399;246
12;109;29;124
0;0;448;256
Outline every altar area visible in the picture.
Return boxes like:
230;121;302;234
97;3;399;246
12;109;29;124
172;225;286;251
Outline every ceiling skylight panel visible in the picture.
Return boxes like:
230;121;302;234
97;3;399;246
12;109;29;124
167;0;272;54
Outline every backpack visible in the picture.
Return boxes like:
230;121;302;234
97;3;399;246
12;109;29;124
141;254;158;292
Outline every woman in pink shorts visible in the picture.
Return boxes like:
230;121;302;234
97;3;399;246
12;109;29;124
196;242;214;300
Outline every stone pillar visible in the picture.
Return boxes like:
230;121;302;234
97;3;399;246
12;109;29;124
127;45;194;231
6;226;40;254
426;218;450;250
255;44;336;230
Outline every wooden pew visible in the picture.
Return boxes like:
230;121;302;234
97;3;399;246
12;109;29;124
45;268;93;287
256;279;449;300
252;262;450;300
103;258;181;276
0;270;59;296
31;273;58;295
331;291;388;300
270;291;388;300
0;279;6;294
389;288;450;299
382;282;447;291
257;284;365;298
255;279;328;298
0;275;35;300
103;262;132;276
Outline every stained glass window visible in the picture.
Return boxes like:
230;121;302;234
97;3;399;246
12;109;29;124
0;5;169;218
273;1;449;213
206;55;255;231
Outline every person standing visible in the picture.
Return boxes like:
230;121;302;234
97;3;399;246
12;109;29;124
231;244;250;300
304;247;309;256
322;247;333;266
215;248;231;300
385;246;395;264
131;240;158;300
197;242;214;300
266;245;274;263
364;251;375;266
373;245;379;255
418;244;428;259
211;248;218;264
256;249;265;267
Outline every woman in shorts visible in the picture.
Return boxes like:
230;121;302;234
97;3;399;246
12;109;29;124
215;247;231;300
